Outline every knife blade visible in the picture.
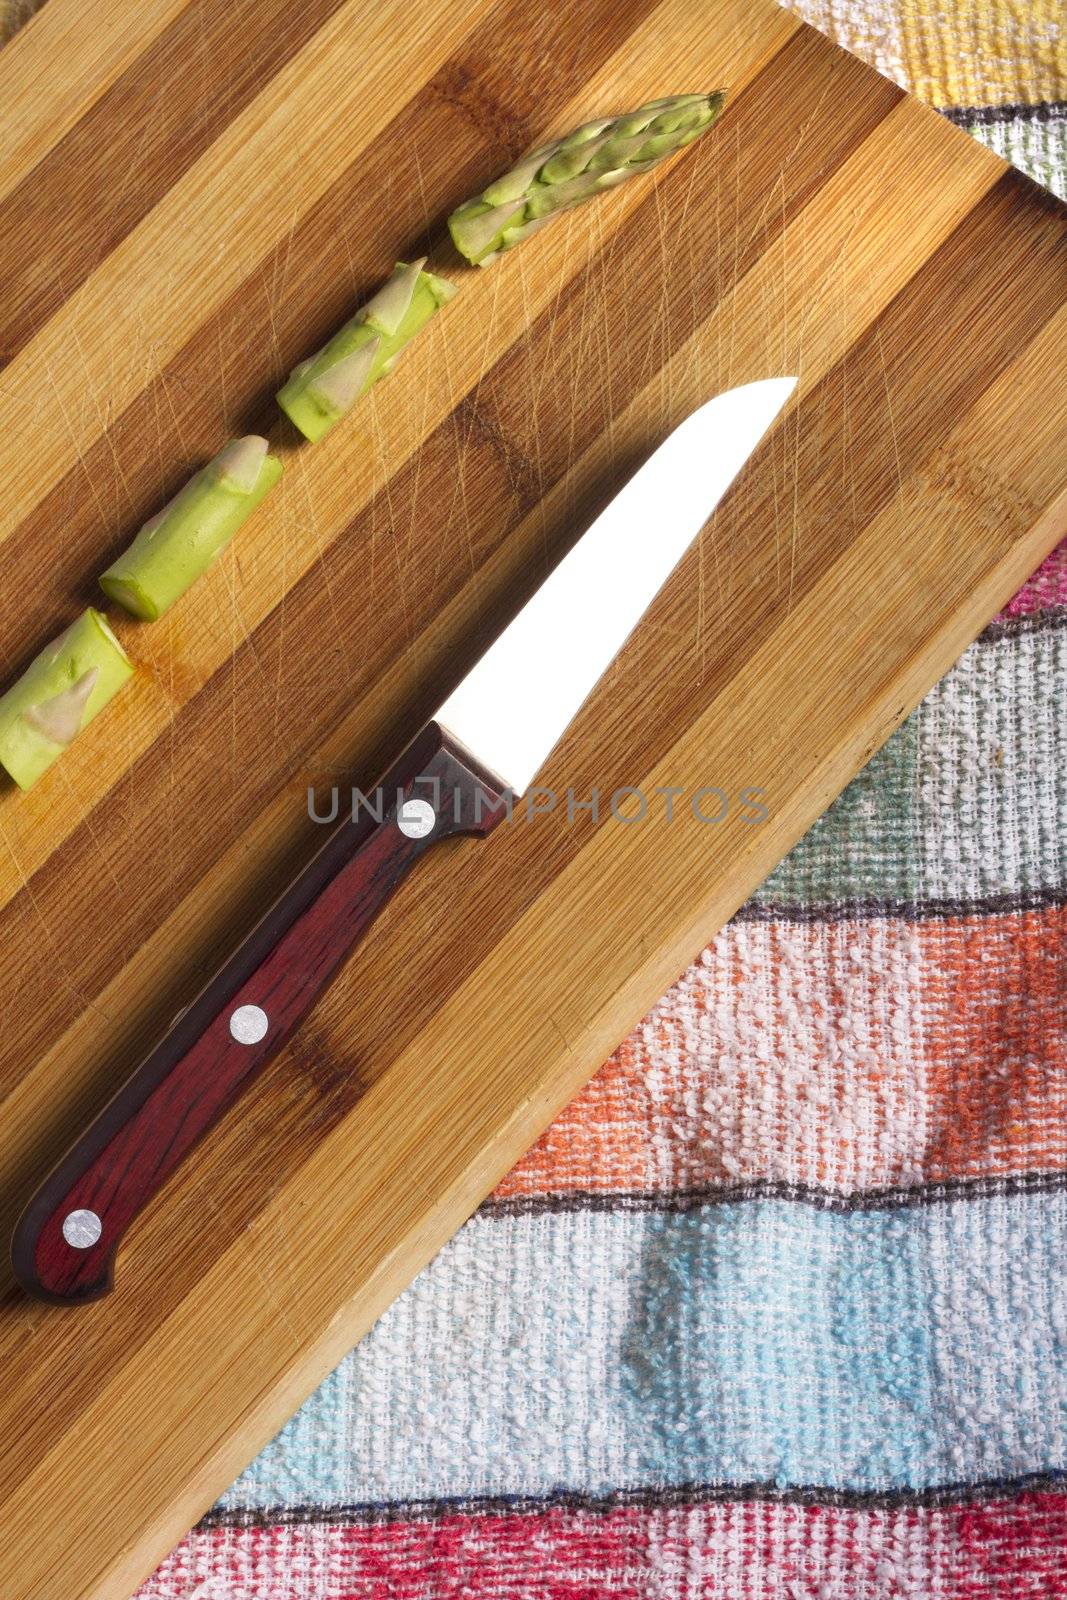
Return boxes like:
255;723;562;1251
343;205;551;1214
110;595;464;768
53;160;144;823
438;376;797;796
11;376;796;1304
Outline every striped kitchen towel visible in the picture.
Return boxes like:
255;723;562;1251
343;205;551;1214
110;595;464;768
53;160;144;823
77;0;1057;1594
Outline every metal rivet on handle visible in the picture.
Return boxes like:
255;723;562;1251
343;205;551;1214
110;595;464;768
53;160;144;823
62;1209;102;1249
397;797;436;839
230;1004;269;1045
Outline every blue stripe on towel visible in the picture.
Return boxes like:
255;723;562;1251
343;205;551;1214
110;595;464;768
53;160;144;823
223;1191;1067;1508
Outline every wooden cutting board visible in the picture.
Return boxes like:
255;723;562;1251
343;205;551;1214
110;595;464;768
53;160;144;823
0;0;1064;1594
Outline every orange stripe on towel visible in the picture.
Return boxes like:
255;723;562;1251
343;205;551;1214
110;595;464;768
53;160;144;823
495;903;1067;1200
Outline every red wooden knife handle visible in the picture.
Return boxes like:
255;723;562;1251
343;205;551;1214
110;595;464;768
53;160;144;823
11;721;508;1305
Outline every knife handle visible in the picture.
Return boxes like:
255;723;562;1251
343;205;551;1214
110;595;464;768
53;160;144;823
11;721;508;1305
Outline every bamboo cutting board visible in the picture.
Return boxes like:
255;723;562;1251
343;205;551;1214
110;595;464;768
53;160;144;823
0;0;1065;1594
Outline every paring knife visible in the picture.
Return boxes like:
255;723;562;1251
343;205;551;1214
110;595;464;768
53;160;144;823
11;377;796;1305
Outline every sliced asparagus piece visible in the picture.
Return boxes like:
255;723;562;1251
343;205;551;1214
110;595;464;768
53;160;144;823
449;92;726;265
0;609;133;791
277;260;457;443
99;436;283;621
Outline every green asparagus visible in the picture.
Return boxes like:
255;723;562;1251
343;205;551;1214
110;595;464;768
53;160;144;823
0;609;134;790
449;92;727;266
99;436;283;621
277;259;456;443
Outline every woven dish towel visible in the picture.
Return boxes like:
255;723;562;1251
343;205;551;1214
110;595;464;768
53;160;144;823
4;0;1063;1594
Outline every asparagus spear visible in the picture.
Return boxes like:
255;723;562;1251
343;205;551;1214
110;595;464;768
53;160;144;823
277;259;457;443
99;436;283;621
449;92;727;266
0;609;133;791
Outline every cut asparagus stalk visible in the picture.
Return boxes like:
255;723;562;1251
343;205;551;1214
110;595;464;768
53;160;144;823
99;436;283;621
277;260;457;443
0;609;133;791
449;92;726;265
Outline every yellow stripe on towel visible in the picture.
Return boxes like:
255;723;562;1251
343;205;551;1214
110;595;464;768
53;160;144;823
898;0;1067;108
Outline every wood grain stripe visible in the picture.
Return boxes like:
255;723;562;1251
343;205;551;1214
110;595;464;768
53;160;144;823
0;0;188;205
0;0;354;365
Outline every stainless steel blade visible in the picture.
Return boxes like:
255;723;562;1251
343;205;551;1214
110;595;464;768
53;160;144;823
436;377;796;794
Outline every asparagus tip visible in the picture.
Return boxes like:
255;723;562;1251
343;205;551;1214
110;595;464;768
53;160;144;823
447;89;729;265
